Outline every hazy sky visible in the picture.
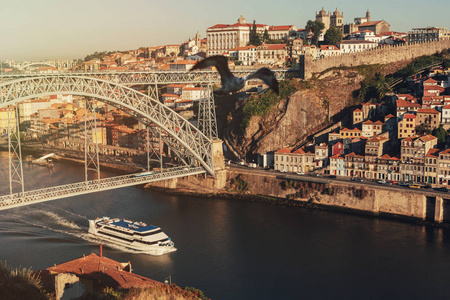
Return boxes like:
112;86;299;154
1;0;449;61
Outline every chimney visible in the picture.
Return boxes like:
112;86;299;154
100;244;103;257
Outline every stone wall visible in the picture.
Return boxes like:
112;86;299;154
304;40;450;79
226;170;450;222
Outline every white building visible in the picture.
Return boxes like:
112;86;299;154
442;104;450;128
229;45;256;65
181;87;207;101
206;16;268;56
337;40;377;54
319;45;341;58
350;30;382;43
18;99;52;124
267;25;297;41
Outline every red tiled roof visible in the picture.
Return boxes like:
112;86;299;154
359;21;382;27
276;147;292;153
320;45;339;51
417;108;440;114
269;25;293;31
426;148;441;157
292;148;305;154
258;44;287;50
403;113;416;119
47;253;163;290
419;134;437;142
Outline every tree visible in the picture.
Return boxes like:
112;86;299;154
262;28;270;43
432;124;448;143
305;20;325;46
324;27;343;45
249;20;262;46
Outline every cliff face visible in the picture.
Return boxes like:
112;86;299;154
227;70;364;155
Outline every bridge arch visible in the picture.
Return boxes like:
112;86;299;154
18;62;57;71
0;75;214;175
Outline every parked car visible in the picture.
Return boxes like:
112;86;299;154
377;180;387;184
309;173;319;176
296;171;305;175
328;175;337;178
398;182;409;187
409;184;421;189
279;169;287;173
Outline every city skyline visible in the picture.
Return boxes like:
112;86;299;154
1;0;449;61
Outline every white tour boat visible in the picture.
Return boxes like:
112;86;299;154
88;217;176;255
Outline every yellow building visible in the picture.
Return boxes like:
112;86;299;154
339;127;362;139
398;113;416;139
0;107;17;135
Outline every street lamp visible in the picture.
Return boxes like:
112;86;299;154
164;275;172;285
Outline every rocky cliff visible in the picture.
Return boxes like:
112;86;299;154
226;69;365;155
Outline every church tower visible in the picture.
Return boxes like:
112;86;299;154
316;8;330;31
330;8;344;28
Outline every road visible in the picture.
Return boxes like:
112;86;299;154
227;164;450;197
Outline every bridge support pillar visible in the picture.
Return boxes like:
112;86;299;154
211;139;226;189
435;197;444;223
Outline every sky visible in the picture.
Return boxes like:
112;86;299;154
1;0;449;61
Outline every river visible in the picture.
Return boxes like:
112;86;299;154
1;152;450;299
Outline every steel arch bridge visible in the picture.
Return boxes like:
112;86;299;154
0;75;215;175
0;69;301;85
18;62;57;71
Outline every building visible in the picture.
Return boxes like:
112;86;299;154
400;135;437;182
318;45;340;58
416;108;441;130
229;45;257;65
44;252;162;300
274;147;315;173
206;16;268;56
361;120;383;138
0;106;17;134
267;25;298;41
357;21;390;35
315;8;344;32
408;27;450;43
256;44;288;65
340;127;361;139
398;114;416;139
337;40;378;53
329;154;345;176
442;104;450;128
353;109;363;126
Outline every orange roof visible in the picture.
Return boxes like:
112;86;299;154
426;148;441;157
417;108;440;114
276;147;292;153
47;253;162;290
419;134;437;142
269;25;293;31
259;44;287;50
359;21;382;27
403;114;416;119
292;148;305;154
320;45;339;51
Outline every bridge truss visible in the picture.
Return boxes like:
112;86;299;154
0;75;217;209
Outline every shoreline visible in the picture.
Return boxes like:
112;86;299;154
1;147;445;229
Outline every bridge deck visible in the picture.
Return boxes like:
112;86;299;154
0;166;205;211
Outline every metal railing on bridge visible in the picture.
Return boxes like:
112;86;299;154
0;166;205;211
0;69;302;85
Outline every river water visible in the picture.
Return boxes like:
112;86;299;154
1;152;450;299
